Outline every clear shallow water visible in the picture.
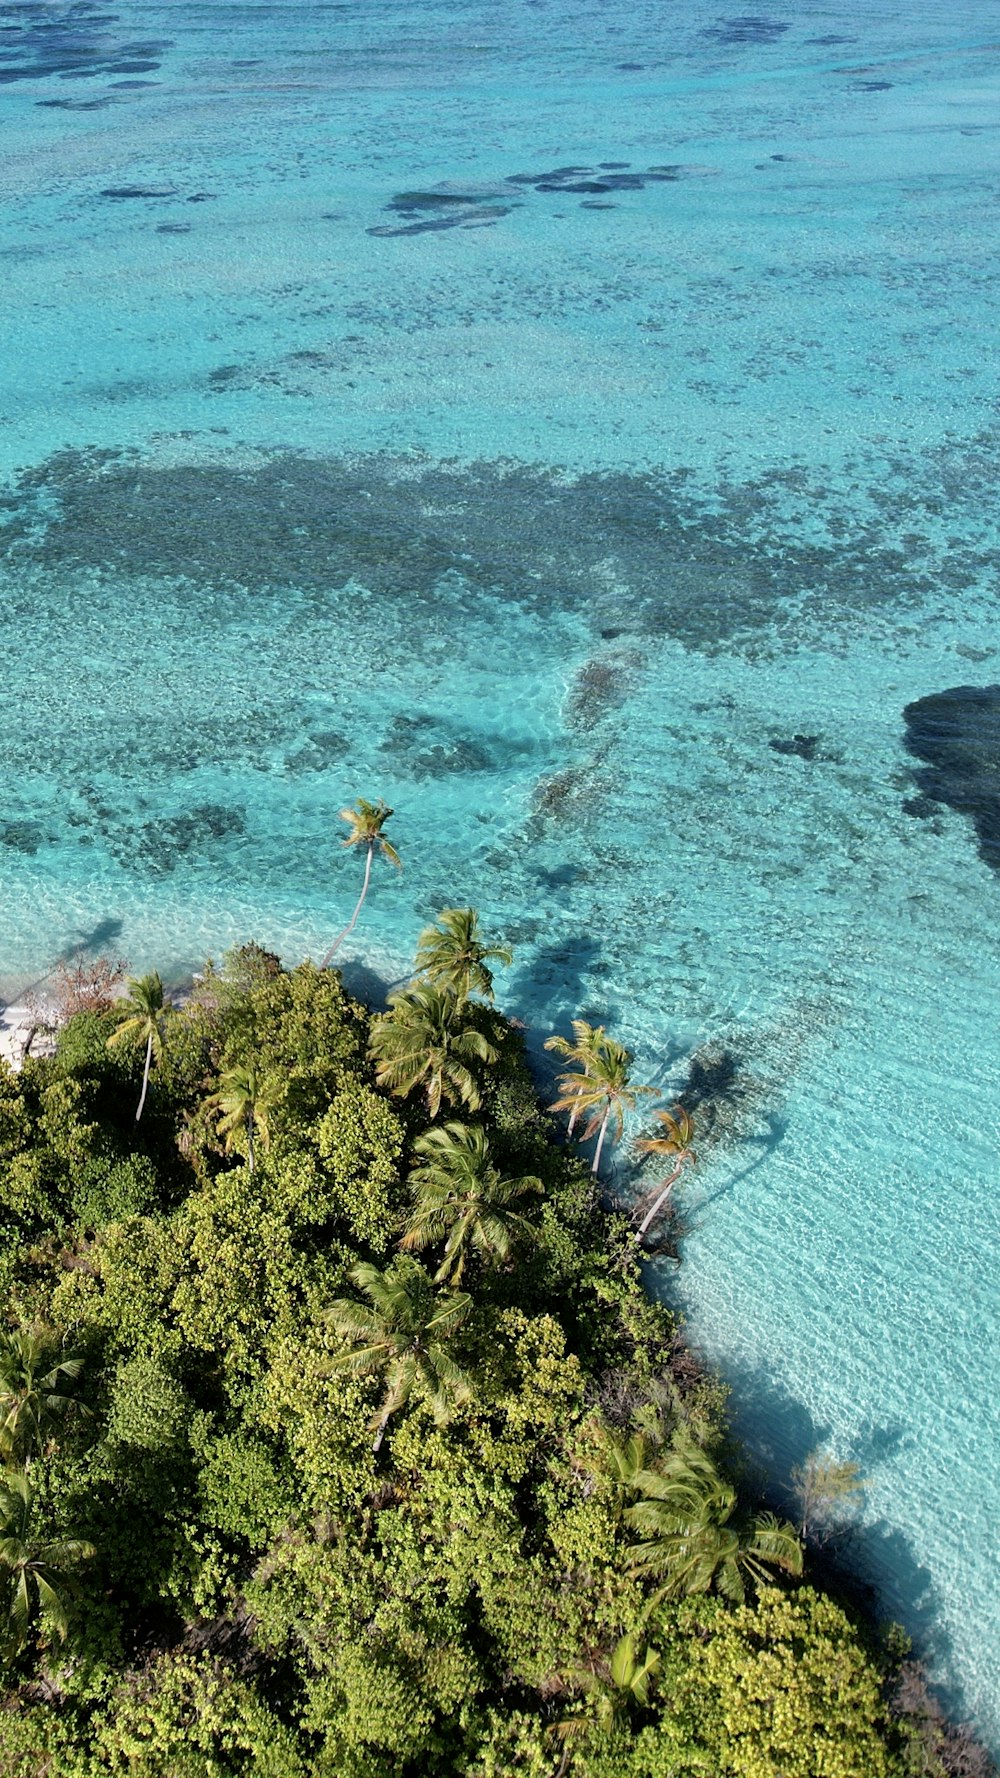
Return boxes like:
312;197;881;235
3;0;1000;1744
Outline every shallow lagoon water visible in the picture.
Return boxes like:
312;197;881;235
2;0;1000;1744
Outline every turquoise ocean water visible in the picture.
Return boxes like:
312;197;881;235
3;0;1000;1743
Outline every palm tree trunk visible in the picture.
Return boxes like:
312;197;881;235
135;1032;153;1122
322;843;374;966
633;1158;685;1245
591;1105;611;1175
247;1112;255;1173
372;1407;392;1453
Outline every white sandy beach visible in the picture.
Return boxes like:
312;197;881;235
0;1003;56;1072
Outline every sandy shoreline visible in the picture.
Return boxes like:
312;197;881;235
0;1002;58;1072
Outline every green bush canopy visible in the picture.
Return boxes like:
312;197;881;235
0;936;959;1776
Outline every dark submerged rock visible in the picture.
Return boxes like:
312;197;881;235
369;204;512;237
702;17;791;46
901;795;940;821
902;684;1000;869
565;651;642;728
769;733;820;760
0;820;45;855
387;183;519;213
100;185;177;199
283;730;350;774
37;95;114;109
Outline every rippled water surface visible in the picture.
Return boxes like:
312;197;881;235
3;0;1000;1744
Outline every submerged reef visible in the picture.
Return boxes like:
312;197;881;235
0;8;170;84
0;445;975;657
903;684;1000;870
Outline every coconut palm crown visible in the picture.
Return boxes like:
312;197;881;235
401;1121;541;1282
632;1106;696;1246
0;1472;94;1652
545;1019;609;1135
414;907;512;1005
0;1329;86;1467
625;1429;802;1607
325;1257;473;1451
369;984;497;1119
206;1063;283;1172
548;1023;655;1174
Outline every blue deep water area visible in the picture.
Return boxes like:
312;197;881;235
3;0;1000;1743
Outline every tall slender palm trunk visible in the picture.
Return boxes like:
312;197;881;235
591;1105;612;1175
372;1406;392;1453
246;1113;255;1173
322;843;374;966
633;1157;687;1245
135;1033;153;1123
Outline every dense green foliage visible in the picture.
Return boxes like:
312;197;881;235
0;936;958;1775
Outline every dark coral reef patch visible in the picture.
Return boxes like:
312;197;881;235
902;684;1000;869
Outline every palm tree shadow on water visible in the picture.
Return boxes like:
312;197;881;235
711;1358;961;1713
338;958;395;1012
2;915;126;1013
506;933;614;1067
618;1041;788;1233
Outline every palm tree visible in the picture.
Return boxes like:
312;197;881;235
401;1122;541;1283
325;1257;473;1451
369;984;497;1119
553;1634;660;1768
206;1063;282;1172
632;1107;696;1246
625;1430;802;1606
545;1020;608;1136
105;972;168;1122
602;1431;652;1493
0;1472;94;1651
550;1028;654;1175
413;908;512;1005
322;798;401;965
0;1329;85;1467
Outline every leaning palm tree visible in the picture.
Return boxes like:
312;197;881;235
401;1122;541;1283
206;1063;282;1173
325;1257;473;1451
369;984;497;1119
0;1472;94;1652
632;1106;696;1246
105;972;168;1122
551;1029;654;1175
545;1019;608;1135
625;1430;802;1606
413;908;512;1005
0;1329;86;1467
322;798;401;965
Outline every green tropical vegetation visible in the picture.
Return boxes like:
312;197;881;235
0;884;982;1775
